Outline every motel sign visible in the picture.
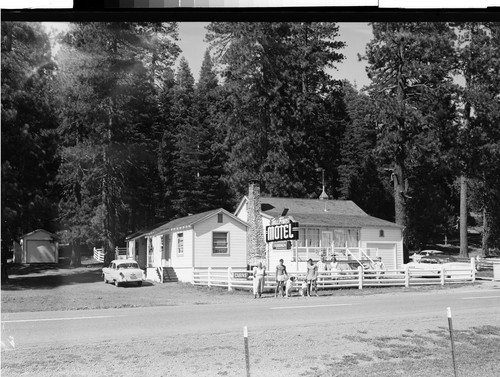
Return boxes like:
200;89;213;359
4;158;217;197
265;219;299;243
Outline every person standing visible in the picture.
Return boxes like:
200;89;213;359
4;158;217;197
306;258;319;297
317;255;331;272
253;261;266;298
275;259;288;298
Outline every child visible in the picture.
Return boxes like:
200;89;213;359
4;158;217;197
300;280;308;297
285;276;296;297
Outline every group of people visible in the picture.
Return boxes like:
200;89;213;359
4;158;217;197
252;258;325;298
252;255;386;298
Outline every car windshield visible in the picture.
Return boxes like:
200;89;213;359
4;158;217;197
118;263;139;269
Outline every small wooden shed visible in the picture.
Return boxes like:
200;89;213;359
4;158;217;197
17;229;59;264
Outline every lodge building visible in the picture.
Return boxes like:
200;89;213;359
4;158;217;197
235;182;404;274
125;182;403;282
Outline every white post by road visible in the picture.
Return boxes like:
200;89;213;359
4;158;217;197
227;267;233;291
440;265;446;286
447;307;458;377
243;326;250;377
207;267;212;287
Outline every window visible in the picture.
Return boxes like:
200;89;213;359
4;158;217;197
307;228;320;247
298;228;307;247
346;229;359;247
379;230;385;238
213;232;229;255
217;213;223;223
177;233;184;255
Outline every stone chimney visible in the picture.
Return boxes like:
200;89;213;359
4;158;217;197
247;180;266;267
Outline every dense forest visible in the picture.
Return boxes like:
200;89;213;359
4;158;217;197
2;22;500;263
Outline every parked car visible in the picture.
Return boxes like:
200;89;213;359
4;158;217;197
409;250;443;262
405;255;473;278
102;259;145;287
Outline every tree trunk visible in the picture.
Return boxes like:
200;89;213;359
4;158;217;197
481;207;489;257
393;161;409;262
459;175;468;257
70;243;81;267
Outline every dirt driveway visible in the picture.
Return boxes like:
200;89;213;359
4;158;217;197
1;261;493;313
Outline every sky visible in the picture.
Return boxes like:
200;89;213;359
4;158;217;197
177;22;373;89
43;22;374;89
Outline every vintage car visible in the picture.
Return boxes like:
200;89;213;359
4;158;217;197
405;255;474;278
103;259;145;287
409;250;444;262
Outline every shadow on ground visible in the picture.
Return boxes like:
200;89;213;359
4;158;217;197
1;267;104;291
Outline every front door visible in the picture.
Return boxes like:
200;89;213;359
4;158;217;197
162;234;171;267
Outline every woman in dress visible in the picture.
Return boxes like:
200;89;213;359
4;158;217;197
306;258;318;297
253;262;266;298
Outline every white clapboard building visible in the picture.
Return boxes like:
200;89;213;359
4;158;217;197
125;209;247;283
235;182;404;273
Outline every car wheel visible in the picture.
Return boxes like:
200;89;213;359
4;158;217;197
137;281;143;287
114;280;120;287
103;275;108;284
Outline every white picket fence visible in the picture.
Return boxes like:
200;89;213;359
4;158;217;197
93;246;128;263
192;263;476;292
93;247;105;263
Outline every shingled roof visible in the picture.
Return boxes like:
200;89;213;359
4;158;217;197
258;197;401;229
143;208;247;237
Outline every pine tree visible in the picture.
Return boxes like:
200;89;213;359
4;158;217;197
55;22;179;263
206;22;346;199
455;22;500;256
363;22;456;253
338;83;394;220
1;22;59;256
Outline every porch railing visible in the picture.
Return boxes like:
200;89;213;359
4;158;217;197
291;247;378;264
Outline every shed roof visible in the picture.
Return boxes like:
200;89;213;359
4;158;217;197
20;229;58;240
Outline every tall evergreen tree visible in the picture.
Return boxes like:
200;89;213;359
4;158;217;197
363;22;457;253
1;22;59;254
55;22;179;263
170;57;201;216
194;50;233;210
338;83;394;220
455;22;500;256
206;22;346;199
158;52;233;217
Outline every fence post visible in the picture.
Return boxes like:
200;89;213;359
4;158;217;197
441;265;445;286
208;267;212;287
358;266;363;290
470;257;476;283
405;265;410;288
191;267;195;285
228;267;233;292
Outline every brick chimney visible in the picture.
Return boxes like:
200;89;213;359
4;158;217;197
247;180;266;267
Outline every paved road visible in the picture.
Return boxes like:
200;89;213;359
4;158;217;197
2;283;499;350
